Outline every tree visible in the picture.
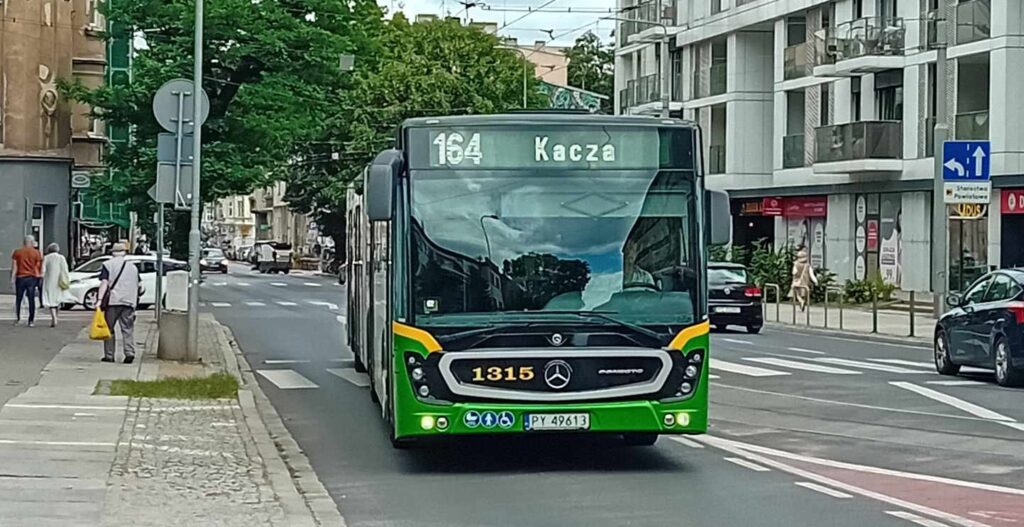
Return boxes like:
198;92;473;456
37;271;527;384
285;15;547;257
565;31;614;113
62;0;384;256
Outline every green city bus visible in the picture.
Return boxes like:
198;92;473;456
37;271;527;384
345;113;729;448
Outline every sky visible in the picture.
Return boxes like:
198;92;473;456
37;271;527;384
376;0;616;47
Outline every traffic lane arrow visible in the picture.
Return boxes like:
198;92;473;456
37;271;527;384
973;146;986;177
944;158;966;177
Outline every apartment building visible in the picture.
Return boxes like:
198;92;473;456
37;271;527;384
616;0;1020;293
0;0;108;292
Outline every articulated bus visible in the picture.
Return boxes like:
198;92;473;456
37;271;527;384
346;113;729;448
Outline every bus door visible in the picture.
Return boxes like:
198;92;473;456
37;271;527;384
370;221;392;413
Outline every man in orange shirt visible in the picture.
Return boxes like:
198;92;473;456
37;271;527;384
10;235;43;327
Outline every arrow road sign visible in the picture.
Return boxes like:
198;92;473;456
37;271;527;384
942;140;990;181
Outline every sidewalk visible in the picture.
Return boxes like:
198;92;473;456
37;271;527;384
0;312;339;526
764;301;934;344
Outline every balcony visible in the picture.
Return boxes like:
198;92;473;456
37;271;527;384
619;0;675;47
694;63;727;99
784;42;813;80
823;17;905;76
783;134;806;169
813;121;903;174
955;0;990;45
622;74;660;110
708;145;726;174
955;110;989;140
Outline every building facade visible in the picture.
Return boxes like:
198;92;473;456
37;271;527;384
617;0;1022;292
0;0;106;292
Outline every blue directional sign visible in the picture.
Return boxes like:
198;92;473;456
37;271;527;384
942;140;990;181
463;411;481;429
481;411;498;429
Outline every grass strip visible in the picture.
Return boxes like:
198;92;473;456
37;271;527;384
108;372;238;399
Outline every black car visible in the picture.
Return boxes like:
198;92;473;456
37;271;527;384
708;262;763;333
199;248;228;273
935;269;1024;387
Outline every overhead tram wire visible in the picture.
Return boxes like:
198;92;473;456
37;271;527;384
497;0;561;31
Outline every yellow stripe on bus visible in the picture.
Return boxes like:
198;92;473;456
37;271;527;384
668;320;710;351
392;321;443;353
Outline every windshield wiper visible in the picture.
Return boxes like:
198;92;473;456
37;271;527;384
537;310;666;342
434;323;523;344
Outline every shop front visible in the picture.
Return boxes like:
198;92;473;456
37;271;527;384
1000;189;1024;269
764;196;828;269
730;198;775;254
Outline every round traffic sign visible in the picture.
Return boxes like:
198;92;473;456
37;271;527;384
152;78;210;133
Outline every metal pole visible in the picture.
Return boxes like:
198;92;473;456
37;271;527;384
523;60;528;108
909;290;916;337
659;30;670;118
824;289;829;329
187;0;204;361
156;204;164;324
931;0;950;313
871;285;879;334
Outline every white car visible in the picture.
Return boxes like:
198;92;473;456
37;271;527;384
67;255;187;310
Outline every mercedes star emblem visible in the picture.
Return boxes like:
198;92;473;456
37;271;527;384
543;360;572;390
550;333;565;346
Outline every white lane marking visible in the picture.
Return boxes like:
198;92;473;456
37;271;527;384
245;301;266;307
336;315;346;325
210;302;232;307
744;357;861;375
723;457;770;472
870;358;934;369
304;282;322;287
890;381;1013;422
309;301;339;311
271;282;287;287
700;435;1024;498
708;374;720;379
212;282;227;286
327;368;371;387
697;436;990;527
795;332;930;350
256;369;319;389
668;437;704;449
794;482;853;499
925;380;986;386
813;357;924;374
236;282;251;286
72;412;97;417
710;358;790;377
787;347;825;355
263;359;310;365
0;439;116;447
721;338;753;345
885;511;951;527
276;301;298;307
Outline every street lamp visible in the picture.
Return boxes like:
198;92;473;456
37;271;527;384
480;214;499;262
604;13;671;118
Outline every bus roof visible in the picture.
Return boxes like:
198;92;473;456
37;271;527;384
401;112;698;130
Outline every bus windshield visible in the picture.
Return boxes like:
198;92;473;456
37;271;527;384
409;167;700;328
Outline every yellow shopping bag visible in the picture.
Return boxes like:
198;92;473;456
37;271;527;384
89;308;111;340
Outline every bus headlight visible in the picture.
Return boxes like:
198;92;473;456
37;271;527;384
676;412;690;427
680;382;693;394
690;352;702;363
412;367;425;381
436;416;449;430
420;415;435;430
418;385;430;397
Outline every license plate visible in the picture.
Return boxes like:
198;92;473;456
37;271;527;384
715;306;742;314
524;413;590;431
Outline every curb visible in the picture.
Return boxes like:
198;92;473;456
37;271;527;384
765;322;931;348
213;319;347;527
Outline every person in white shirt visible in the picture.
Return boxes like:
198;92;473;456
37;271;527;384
97;243;142;363
40;243;73;327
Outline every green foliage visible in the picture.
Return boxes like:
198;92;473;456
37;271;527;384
108;373;239;400
708;244;751;265
843;277;898;304
748;242;795;302
564;31;613;113
810;268;836;303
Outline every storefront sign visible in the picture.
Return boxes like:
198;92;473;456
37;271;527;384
866;220;879;251
1001;189;1024;214
739;200;763;216
943;181;991;204
762;197;783;216
950;203;987;220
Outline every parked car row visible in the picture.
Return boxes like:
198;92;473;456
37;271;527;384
66;255;188;310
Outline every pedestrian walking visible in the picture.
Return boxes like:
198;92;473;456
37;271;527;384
97;242;142;363
790;247;817;312
10;235;43;327
41;243;74;327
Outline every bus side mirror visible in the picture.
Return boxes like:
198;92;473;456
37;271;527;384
366;149;403;221
706;189;730;245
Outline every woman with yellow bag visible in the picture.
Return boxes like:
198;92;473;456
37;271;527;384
41;243;75;328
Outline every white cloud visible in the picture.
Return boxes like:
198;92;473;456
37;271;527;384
377;0;615;47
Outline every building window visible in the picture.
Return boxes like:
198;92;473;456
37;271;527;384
851;77;862;121
88;0;104;28
711;0;722;15
875;69;903;121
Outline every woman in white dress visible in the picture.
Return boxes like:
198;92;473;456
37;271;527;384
41;243;73;327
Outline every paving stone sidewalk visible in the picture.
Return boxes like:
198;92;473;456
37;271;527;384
0;312;334;527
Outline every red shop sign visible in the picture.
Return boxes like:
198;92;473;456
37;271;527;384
1002;189;1024;214
866;219;879;251
762;197;784;216
783;196;828;218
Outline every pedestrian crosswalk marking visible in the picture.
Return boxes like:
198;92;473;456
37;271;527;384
813;357;924;374
744;357;861;375
271;282;287;287
890;381;1013;423
711;359;790;377
257;369;318;389
245;301;266;307
723;457;770;472
327;368;370;387
212;282;227;286
869;359;933;369
309;301;339;311
721;338;753;345
304;282;322;287
794;482;852;499
787;347;825;355
884;510;951;527
210;302;231;307
236;282;251;287
276;301;298;307
925;380;985;386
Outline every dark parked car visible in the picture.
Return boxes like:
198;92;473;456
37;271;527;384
199;248;228;273
708;262;763;333
935;269;1024;387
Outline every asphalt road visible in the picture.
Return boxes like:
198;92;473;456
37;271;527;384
205;263;1024;527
